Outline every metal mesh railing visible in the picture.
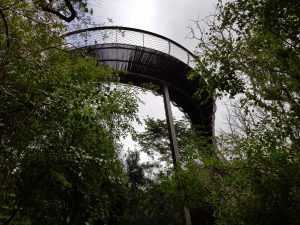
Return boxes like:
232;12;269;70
64;26;196;67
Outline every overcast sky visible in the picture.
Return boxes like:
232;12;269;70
87;0;227;153
90;0;217;51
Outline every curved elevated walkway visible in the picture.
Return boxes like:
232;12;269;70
65;26;214;135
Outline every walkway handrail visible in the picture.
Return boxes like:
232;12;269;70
63;26;196;67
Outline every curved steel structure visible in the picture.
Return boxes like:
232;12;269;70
64;26;214;135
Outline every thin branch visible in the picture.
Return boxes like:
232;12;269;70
0;8;10;47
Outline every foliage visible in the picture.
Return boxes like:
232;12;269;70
186;0;300;224
135;117;216;225
120;151;184;225
136;117;212;170
190;0;300;101
1;0;299;224
0;1;140;224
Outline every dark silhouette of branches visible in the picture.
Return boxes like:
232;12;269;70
0;8;10;47
40;0;77;22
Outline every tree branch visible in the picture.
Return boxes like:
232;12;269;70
41;0;77;22
0;8;10;47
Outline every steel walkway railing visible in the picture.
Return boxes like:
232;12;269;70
64;26;196;68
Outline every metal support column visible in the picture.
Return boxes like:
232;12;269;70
162;84;192;225
162;84;180;165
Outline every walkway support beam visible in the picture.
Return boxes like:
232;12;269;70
162;84;192;225
162;84;179;165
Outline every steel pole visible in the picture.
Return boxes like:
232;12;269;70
162;84;180;165
162;84;192;225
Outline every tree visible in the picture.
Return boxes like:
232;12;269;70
135;117;216;225
0;1;140;224
213;103;300;225
120;150;184;225
187;0;300;224
136;117;213;170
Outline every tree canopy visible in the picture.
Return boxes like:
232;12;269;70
186;0;300;224
0;1;140;224
1;0;299;225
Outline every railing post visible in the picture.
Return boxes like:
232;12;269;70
84;31;88;45
142;33;145;47
168;41;171;54
116;29;118;43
